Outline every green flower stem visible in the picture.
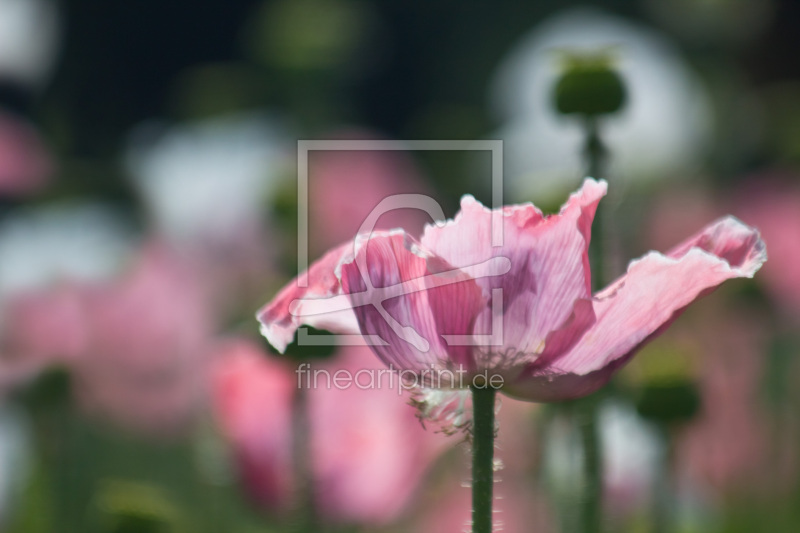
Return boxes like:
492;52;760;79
584;117;606;182
291;376;318;533
578;400;603;533
652;426;675;533
581;116;607;533
471;385;497;533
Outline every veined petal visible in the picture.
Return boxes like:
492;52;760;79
420;178;606;363
339;231;485;375
256;242;360;353
509;216;766;400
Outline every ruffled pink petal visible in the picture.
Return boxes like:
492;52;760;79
662;215;766;272
507;216;766;401
420;178;606;366
256;242;361;352
339;231;485;374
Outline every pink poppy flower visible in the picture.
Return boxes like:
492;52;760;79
0;242;218;437
258;179;766;402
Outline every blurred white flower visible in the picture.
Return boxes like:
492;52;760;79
542;401;662;517
541;411;583;499
125;113;289;244
0;0;60;87
0;203;134;304
600;402;663;511
491;8;712;202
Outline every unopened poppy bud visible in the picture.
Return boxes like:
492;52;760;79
553;54;627;116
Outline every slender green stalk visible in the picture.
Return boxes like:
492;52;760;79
584;117;606;182
471;385;497;533
585;116;623;284
291;376;318;533
652;426;675;533
578;400;602;533
581;116;607;533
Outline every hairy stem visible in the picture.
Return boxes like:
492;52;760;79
471;385;497;533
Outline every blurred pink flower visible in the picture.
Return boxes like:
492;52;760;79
212;341;294;510
0;204;133;397
1;285;88;365
211;341;449;526
258;179;766;403
0;243;218;437
126;113;285;316
202;225;276;311
308;134;433;253
72;243;216;436
310;349;448;524
0;111;52;196
733;176;800;317
645;186;723;254
674;306;775;494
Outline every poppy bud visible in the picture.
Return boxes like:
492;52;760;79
553;54;627;116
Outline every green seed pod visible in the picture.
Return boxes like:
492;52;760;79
553;54;627;116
